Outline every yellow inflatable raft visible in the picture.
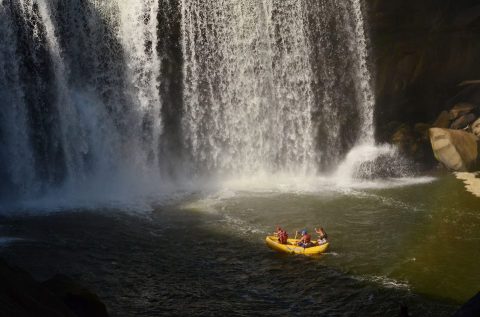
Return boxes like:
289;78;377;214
265;236;329;255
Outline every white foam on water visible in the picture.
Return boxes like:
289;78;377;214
345;190;428;212
354;274;411;290
214;173;436;194
221;215;267;236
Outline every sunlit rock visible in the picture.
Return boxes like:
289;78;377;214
429;128;478;171
455;172;480;198
472;118;480;137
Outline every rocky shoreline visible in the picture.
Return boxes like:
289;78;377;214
382;82;480;176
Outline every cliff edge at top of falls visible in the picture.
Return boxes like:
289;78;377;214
367;0;480;133
0;258;108;317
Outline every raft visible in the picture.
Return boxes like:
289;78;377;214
265;236;329;255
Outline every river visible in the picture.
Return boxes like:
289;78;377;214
1;174;478;316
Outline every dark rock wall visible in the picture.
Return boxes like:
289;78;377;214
367;0;480;138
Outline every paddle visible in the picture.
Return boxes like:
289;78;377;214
293;231;299;246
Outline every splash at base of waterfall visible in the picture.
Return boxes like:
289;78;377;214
212;143;432;193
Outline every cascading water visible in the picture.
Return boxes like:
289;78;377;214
181;0;316;176
0;1;36;198
0;0;166;203
325;0;412;183
349;0;376;144
180;0;381;178
0;0;405;205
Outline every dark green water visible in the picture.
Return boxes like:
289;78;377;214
0;175;478;315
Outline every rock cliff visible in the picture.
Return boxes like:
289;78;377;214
367;0;480;135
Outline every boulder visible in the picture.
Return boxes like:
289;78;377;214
472;118;480;137
450;113;477;130
429;128;478;171
414;122;431;141
449;103;475;120
0;259;74;317
453;292;480;317
432;111;451;128
0;258;108;317
377;121;402;143
391;124;415;153
43;275;108;317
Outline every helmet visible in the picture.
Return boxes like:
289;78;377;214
301;229;307;235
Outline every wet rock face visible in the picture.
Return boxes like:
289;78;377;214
451;113;477;130
368;0;480;129
449;103;476;121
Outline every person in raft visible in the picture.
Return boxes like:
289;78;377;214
274;226;288;244
315;227;328;245
297;229;313;248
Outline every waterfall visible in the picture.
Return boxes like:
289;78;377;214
180;0;377;176
349;0;375;144
0;0;385;204
0;1;36;198
116;0;163;169
331;0;405;181
0;0;165;202
181;0;316;176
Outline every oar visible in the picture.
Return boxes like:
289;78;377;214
293;231;298;246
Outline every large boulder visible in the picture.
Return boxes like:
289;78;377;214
429;128;479;171
472;118;480;137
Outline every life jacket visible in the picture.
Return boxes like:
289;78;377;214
317;229;328;240
303;233;311;243
278;230;288;244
